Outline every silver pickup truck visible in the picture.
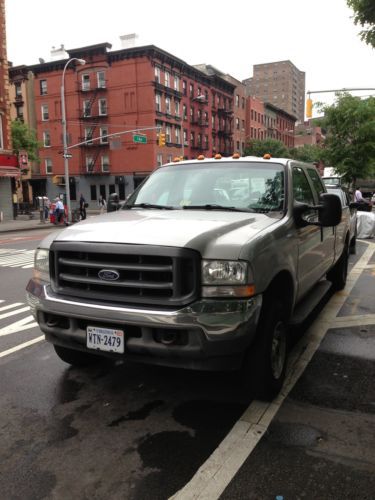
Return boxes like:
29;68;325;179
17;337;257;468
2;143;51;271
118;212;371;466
26;155;347;399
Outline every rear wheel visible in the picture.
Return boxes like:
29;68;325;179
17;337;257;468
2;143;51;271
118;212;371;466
241;298;288;401
53;345;102;366
327;243;349;291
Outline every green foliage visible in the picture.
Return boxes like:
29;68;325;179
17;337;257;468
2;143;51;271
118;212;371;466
244;139;289;158
347;0;375;47
11;120;40;162
318;93;375;184
289;144;324;163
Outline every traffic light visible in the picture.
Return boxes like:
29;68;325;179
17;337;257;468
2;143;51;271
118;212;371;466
306;98;313;118
158;132;166;147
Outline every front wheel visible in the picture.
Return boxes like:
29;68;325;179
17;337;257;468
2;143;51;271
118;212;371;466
241;299;288;401
53;345;102;367
327;243;349;291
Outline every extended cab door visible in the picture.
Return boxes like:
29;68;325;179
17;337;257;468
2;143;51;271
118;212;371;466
292;165;333;300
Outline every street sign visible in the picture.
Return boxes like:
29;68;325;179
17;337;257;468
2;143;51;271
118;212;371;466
63;153;73;158
133;134;147;144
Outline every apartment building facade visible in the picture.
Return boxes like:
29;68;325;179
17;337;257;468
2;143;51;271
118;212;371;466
243;60;305;123
0;0;19;221
9;43;235;205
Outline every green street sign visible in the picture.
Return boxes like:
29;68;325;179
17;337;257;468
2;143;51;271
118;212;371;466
133;134;147;144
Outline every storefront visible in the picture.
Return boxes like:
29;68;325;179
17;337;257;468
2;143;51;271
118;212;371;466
0;154;19;222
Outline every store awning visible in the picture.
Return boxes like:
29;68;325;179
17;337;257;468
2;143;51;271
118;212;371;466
0;166;20;178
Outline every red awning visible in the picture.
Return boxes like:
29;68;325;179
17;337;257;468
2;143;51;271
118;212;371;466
0;166;20;178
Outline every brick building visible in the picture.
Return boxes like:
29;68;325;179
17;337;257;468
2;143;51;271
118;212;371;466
243;60;305;123
9;44;235;206
0;0;18;221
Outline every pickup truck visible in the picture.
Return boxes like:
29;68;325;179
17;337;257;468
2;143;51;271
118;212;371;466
26;155;346;400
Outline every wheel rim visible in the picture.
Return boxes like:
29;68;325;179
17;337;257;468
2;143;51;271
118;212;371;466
271;321;287;380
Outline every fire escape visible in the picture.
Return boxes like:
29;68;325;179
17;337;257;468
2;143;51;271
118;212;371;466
79;77;109;175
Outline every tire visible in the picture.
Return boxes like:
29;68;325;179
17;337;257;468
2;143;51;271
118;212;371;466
241;298;288;401
327;243;349;291
53;344;101;367
350;228;357;255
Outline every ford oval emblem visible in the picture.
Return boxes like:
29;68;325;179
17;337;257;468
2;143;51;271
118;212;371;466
98;269;120;281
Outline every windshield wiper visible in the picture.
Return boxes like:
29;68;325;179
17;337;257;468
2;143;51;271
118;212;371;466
182;204;254;212
124;203;174;210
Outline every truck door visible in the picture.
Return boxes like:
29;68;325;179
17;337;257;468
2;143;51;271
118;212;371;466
306;167;336;272
292;166;330;300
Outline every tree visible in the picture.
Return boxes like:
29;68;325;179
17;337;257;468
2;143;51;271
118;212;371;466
318;93;375;185
11;120;40;162
289;144;324;163
244;138;289;158
347;0;375;47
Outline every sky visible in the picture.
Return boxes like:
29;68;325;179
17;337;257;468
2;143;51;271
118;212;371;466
4;0;375;116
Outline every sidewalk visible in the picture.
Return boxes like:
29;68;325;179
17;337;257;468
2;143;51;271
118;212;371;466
0;210;101;233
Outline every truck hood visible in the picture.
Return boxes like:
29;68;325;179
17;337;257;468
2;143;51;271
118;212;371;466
47;209;280;259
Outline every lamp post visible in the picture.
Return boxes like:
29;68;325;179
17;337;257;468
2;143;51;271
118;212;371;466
61;57;86;223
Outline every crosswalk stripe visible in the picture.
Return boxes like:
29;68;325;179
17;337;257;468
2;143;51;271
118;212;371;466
0;315;38;336
0;303;23;312
0;336;44;358
0;306;30;320
0;249;35;269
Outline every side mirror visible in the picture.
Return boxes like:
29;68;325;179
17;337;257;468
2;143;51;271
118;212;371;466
318;193;342;227
107;193;119;212
293;202;310;226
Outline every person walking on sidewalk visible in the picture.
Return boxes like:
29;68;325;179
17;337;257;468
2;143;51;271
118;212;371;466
79;194;87;220
98;195;107;214
54;198;64;225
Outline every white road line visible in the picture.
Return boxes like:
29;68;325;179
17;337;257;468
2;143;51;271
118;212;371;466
0;336;44;359
171;242;375;500
0;302;23;312
0;315;38;336
0;306;30;320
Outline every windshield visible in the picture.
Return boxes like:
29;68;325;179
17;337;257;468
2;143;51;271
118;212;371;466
125;162;285;213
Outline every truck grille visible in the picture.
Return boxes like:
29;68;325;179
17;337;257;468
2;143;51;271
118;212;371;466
50;242;200;307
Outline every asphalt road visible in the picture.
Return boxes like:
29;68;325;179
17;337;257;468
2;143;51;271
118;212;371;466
0;230;374;500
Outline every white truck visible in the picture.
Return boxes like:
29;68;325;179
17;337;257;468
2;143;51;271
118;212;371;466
27;155;347;399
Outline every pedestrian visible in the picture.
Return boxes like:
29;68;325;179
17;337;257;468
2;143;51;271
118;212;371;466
354;187;364;203
44;197;51;220
79;193;87;220
98;195;107;214
54;197;64;225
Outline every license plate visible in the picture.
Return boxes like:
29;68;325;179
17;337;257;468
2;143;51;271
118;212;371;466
86;326;124;353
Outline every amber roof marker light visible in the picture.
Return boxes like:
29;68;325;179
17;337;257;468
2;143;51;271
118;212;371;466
214;154;222;160
232;153;240;159
263;153;272;160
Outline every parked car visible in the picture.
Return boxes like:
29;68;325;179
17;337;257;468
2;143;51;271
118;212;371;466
325;185;357;254
27;156;345;400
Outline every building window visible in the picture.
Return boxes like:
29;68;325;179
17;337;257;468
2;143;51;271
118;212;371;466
204;135;209;150
175;100;180;117
175;127;181;144
197;133;202;147
242;120;245;131
165;71;170;88
84;127;93;144
236;95;239;107
189;83;194;98
183;129;188;146
174;75;180;92
109;184;116;194
165;97;171;115
155;66;161;83
41;104;49;121
191;131;195;147
236;118;240;130
83;100;91;117
0;116;3;149
40;79;47;95
167;155;173;163
236;141;240;151
101;155;110;172
97;71;106;88
16;106;24;120
82;74;90;91
157;154;163;167
182;80;187;96
166;125;171;143
45;158;53;174
15;82;22;97
242;97;245;109
86;155;94;173
43;131;51;147
90;185;97;201
155;93;161;112
183;104;187;120
197;87;201;96
205;90;209;103
251;109;254;120
190;107;194;122
100;127;108;143
98;99;107;116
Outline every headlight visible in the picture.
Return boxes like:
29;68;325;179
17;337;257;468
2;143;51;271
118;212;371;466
33;248;50;282
201;260;255;298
